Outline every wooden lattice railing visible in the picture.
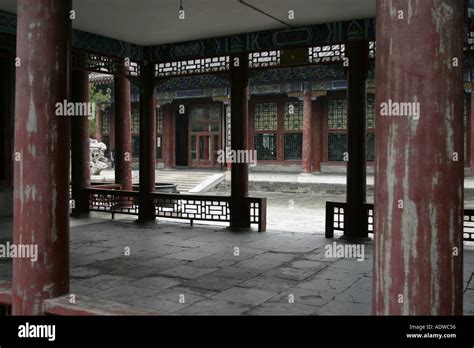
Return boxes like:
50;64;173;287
85;187;139;219
85;188;266;232
326;202;474;242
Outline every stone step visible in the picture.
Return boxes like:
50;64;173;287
92;170;224;193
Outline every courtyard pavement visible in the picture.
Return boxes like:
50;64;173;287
0;206;473;315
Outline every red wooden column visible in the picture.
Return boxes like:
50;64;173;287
138;59;156;221
12;0;71;315
229;52;250;229
95;107;103;142
302;88;313;173
470;88;474;174
71;69;91;216
312;97;323;173
374;0;463;315
345;31;368;239
114;63;132;191
162;103;175;169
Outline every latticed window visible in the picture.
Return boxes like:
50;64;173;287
157;56;229;77
328;133;347;161
249;50;281;68
102;105;111;134
157;107;163;160
367;132;375;162
309;44;345;64
328;99;347;129
255;133;277;161
327;97;377;162
284;133;302;160
132;135;139;158
367;95;375;129
157;107;163;134
255;103;277;130
131;104;139;133
284;102;303;130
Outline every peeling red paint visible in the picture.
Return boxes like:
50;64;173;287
374;0;463;315
302;90;312;173
12;0;71;315
114;67;133;192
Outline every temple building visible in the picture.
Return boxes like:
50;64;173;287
0;0;472;318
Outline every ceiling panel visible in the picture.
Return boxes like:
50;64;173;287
0;0;375;45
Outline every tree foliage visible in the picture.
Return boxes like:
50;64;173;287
88;82;112;137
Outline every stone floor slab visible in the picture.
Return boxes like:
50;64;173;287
93;285;159;304
130;276;182;290
212;286;277;306
268;288;339;308
160;265;218;280
316;300;371;316
183;275;243;291
74;274;135;290
246;302;317;315
240;276;298;293
178;299;251;315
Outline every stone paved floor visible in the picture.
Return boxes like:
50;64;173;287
0;212;473;315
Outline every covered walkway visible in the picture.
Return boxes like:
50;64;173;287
0;217;473;315
0;0;470;317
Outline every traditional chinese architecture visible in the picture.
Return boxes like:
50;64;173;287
0;0;470;316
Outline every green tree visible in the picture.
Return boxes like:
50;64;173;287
89;82;112;137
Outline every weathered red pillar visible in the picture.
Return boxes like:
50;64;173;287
162;103;174;169
95;107;103;142
302;89;313;173
230;52;250;229
114;64;132;191
12;0;71;315
466;93;471;168
374;0;464;315
138;58;156;221
71;69;91;216
345;31;368;239
470;87;474;174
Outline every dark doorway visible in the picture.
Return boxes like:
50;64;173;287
175;107;189;166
